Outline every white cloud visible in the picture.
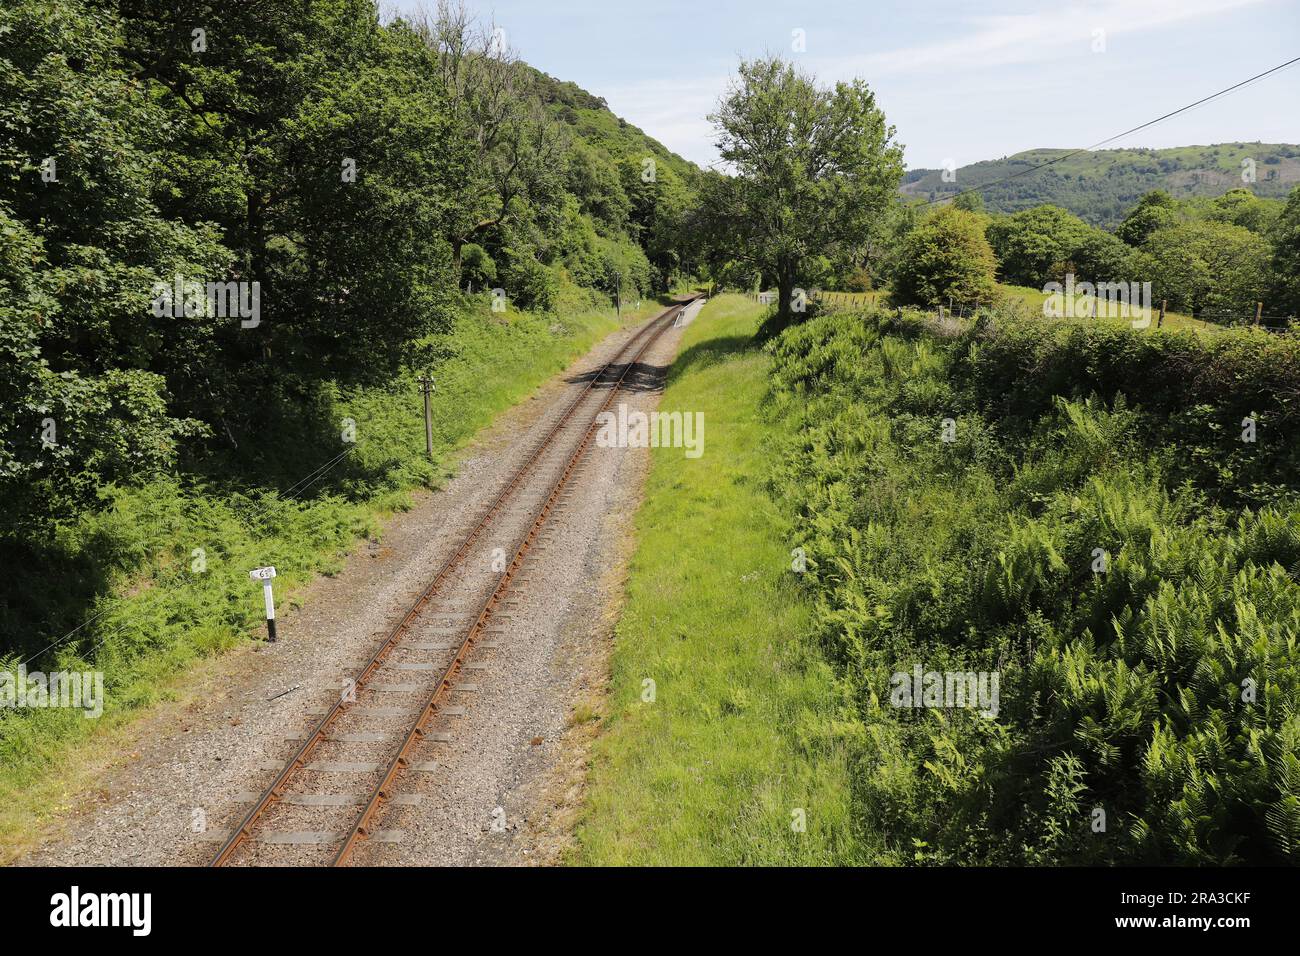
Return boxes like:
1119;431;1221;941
818;0;1270;77
598;0;1283;169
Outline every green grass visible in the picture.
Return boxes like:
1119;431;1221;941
572;293;865;866
0;293;666;860
816;289;884;310
817;285;1212;332
997;283;1210;330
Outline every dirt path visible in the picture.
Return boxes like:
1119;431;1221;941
18;303;700;867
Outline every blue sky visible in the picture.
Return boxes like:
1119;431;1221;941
391;0;1300;170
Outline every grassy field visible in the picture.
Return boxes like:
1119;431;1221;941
814;285;1217;332
997;283;1212;330
819;283;1212;331
0;293;667;860
572;293;864;866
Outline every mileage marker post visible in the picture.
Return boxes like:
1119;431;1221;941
250;566;278;642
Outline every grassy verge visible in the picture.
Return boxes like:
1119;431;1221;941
817;290;884;310
572;293;865;866
0;294;665;860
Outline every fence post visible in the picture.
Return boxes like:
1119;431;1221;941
1158;300;1166;328
1256;301;1263;325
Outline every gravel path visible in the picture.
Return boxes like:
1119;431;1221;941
19;302;699;867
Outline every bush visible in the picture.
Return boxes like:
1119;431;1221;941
460;243;496;291
502;252;559;311
962;317;1300;506
844;265;874;292
764;306;1300;864
891;206;996;308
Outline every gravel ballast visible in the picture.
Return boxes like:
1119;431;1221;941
19;304;698;867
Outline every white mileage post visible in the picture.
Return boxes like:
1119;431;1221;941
249;566;278;642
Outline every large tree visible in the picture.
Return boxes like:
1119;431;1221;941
412;1;567;282
1115;189;1178;247
699;57;903;330
114;0;459;397
0;0;225;528
1141;219;1270;319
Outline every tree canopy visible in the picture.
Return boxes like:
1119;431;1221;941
0;0;699;532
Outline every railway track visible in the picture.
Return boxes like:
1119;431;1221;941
208;296;698;866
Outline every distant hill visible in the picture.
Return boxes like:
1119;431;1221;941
901;143;1300;227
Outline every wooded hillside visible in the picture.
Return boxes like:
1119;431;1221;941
902;143;1300;226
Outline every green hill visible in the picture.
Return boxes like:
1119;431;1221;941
530;69;701;184
521;67;702;289
902;143;1300;227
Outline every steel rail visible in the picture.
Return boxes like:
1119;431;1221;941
209;296;696;866
331;298;686;865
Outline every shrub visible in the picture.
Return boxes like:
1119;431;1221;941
764;306;1300;864
460;243;496;291
502;253;559;311
891;206;996;308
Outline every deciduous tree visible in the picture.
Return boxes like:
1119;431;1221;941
698;57;903;330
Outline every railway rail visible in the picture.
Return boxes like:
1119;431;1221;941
208;295;699;866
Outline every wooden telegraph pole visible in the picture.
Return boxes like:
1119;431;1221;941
418;375;435;461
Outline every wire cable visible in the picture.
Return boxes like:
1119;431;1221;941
915;54;1300;207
